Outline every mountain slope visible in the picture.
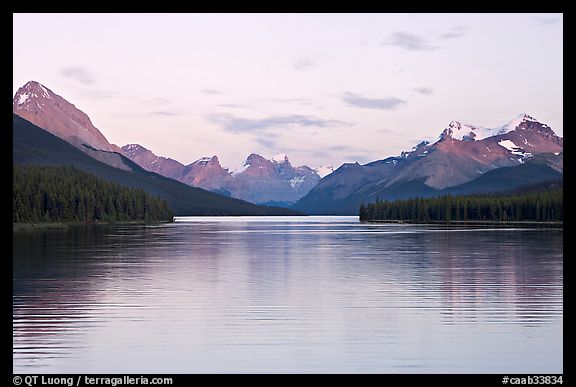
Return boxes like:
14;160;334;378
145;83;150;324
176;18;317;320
294;114;563;215
13;81;119;152
13;114;301;216
13;81;135;171
121;144;186;179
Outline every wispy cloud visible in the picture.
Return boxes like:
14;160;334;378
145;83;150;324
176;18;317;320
149;111;181;116
255;132;281;149
216;103;251;109
413;87;434;96
199;89;224;95
294;58;315;72
208;113;350;133
439;26;468;40
382;32;438;51
110;110;181;118
326;145;357;152
533;16;562;26
343;92;406;110
60;66;95;85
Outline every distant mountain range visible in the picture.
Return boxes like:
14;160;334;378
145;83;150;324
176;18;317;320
120;145;320;207
293;114;563;214
13;80;563;216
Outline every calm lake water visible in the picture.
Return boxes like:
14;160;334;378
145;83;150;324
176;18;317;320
13;216;563;373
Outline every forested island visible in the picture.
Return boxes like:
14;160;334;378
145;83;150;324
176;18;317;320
359;181;562;223
13;165;173;223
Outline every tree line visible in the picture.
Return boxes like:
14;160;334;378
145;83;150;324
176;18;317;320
13;165;173;223
359;184;562;223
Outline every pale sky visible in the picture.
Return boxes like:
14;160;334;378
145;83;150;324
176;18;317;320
13;13;563;170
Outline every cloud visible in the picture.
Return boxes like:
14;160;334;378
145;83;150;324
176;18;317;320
413;87;434;95
383;32;438;51
149;111;181;116
208;113;350;133
293;58;315;72
60;66;95;85
533;16;562;25
255;133;281;149
110;110;180;118
439;26;468;40
216;103;251;109
343;92;406;110
199;89;224;95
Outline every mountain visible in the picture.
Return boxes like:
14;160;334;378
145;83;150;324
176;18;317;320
13;113;301;216
293;114;563;215
13;81;132;170
228;153;320;205
180;155;232;193
121;144;186;179
121;146;321;205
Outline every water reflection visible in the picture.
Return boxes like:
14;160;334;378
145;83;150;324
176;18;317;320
13;218;562;373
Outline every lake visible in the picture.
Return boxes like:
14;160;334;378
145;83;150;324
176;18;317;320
13;216;563;373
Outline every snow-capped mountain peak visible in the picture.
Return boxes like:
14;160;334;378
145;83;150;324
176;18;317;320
439;113;545;143
501;113;540;132
441;120;485;141
14;81;54;110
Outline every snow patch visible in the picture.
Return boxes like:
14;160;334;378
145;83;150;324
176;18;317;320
194;156;212;166
232;163;250;176
498;140;519;152
271;154;289;163
17;93;30;106
290;176;305;188
39;84;50;99
498;139;533;158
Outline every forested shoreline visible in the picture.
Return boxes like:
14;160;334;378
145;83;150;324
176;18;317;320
13;165;173;223
359;181;562;223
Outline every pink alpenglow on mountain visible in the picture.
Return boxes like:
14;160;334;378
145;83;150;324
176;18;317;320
121;144;186;179
180;156;232;191
390;113;564;189
121;146;322;205
13;81;120;153
294;113;563;214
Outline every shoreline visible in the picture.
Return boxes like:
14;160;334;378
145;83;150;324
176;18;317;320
13;220;173;232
